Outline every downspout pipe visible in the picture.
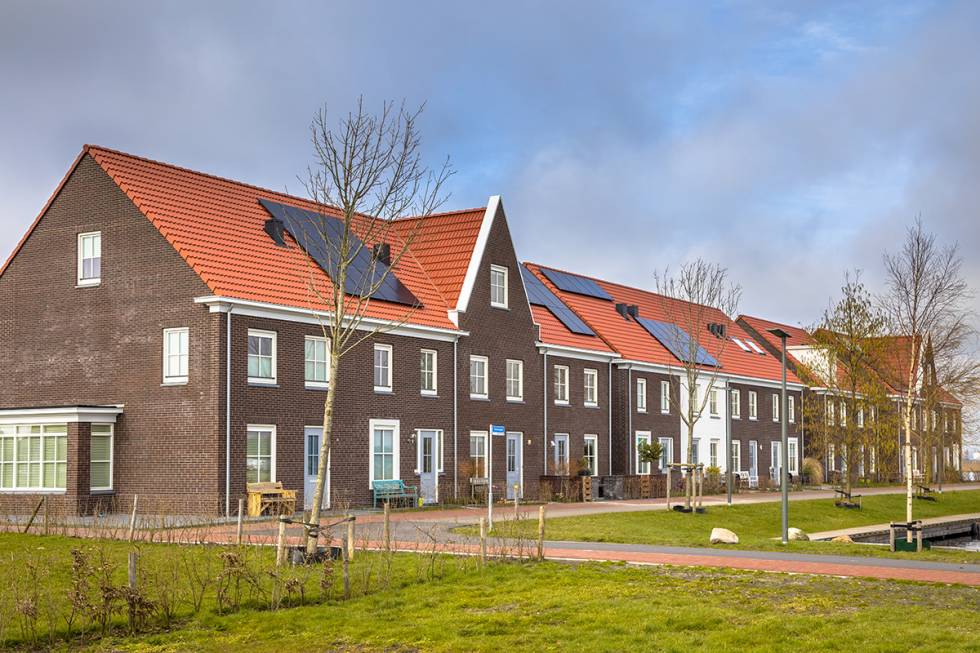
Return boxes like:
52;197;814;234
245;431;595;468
627;366;633;474
453;337;458;500
543;351;548;476
608;360;613;475
225;306;233;518
725;380;732;506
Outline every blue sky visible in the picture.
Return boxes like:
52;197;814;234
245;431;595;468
1;1;977;329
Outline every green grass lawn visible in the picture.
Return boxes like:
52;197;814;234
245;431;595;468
465;490;980;564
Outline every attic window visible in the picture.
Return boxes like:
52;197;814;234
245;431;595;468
731;337;751;352
745;340;766;355
77;231;102;286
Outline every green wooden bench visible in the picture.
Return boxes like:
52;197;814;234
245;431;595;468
372;479;418;508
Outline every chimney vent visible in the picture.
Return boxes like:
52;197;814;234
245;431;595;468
615;303;629;320
708;322;726;338
627;304;639;319
264;218;288;247
373;243;391;266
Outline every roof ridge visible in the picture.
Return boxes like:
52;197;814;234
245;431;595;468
396;206;487;221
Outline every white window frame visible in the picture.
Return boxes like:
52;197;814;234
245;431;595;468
470;355;489;399
368;419;400;486
788;437;799;475
247;329;277;385
691;438;701;466
827;443;836;472
415;428;443;475
162;327;189;385
840;401;847;427
660;380;669;413
90;424;114;491
420;349;438;396
709;439;720;468
772;394;779;422
788;395;796;423
470;431;488;479
637;378;647;413
658;437;673;472
246;424;276;484
748;391;757;420
505;359;524;402
583;368;598;407
374;344;393;393
0;424;68;492
731;440;741;473
490;264;509;309
583;434;599;476
709;389;719;417
635;431;652;475
305;335;330;389
730;389;741;419
77;231;102;287
554;365;569;405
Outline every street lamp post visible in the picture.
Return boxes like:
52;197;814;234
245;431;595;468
768;328;790;545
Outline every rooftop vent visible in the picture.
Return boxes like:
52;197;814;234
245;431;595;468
627;305;640;319
708;323;727;338
264;218;288;247
615;303;630;320
372;243;391;266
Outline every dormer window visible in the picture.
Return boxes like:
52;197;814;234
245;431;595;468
490;265;508;308
77;231;102;286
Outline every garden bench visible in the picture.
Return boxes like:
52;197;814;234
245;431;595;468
246;481;297;517
372;479;418;508
915;484;937;501
833;487;862;509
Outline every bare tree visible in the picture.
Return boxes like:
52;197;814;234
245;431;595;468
881;219;978;525
654;260;741;511
293;99;453;554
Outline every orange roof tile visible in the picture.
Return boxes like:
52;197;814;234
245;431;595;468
529;306;615;353
738;315;815;350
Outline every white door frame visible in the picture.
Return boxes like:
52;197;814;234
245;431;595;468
505;431;524;499
416;428;441;504
304;425;330;511
584;434;599;477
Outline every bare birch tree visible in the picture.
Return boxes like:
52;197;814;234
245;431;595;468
654;260;741;511
290;99;452;554
881;219;978;525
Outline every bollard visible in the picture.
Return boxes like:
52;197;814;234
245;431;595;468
889;523;896;552
236;498;244;546
342;533;351;600
479;516;487;565
666;467;672;509
347;515;355;561
127;551;139;631
537;505;546;561
275;517;287;567
916;526;923;553
514;485;520;519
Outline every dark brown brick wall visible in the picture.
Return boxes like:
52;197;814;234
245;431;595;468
0;155;221;514
544;355;612;476
729;382;803;481
611;368;680;475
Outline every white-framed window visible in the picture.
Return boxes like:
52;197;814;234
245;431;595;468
731;440;741;472
584;368;598;407
246;425;275;483
470;355;488;399
953;444;960;470
77;231;102;286
420;349;437;395
470;431;487;478
637;378;647;413
709;389;719;416
788;395;796;423
748;391;757;420
658;437;673;472
374;344;393;392
247;329;277;384
944;412;950;432
369;419;399;484
857;406;864;428
691;438;700;466
505;359;523;401
827;443;836;472
554;365;569;405
709;439;720;468
635;432;652;475
90;424;113;491
827;401;836;426
930;410;937;431
788;437;798;475
772;394;780;422
840;401;847;427
583;434;598;476
0;424;67;491
163;327;189;384
869;446;877;474
660;380;670;413
730;389;741;419
490;264;508;309
911;408;917;430
305;335;329;388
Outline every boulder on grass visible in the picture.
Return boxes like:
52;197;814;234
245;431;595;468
831;535;854;543
710;527;739;544
788;527;809;541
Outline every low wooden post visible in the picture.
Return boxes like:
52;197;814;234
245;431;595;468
537;505;547;558
889;523;896;552
383;501;391;552
22;497;44;534
514;486;520;519
127;551;139;631
342;533;351;600
128;550;138;588
128;495;139;542
666;467;672;509
916;525;923;553
275;517;287;567
43;496;49;536
236;498;244;547
347;515;355;562
479;517;487;565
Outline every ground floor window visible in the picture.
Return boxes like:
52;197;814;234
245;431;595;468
731;440;741;472
690;438;700;466
658;437;673;472
90;424;113;491
583;435;598;476
370;420;399;483
635;432;651;475
246;426;275;484
470;432;487;478
0;424;67;490
788;437;798;475
709;439;719;468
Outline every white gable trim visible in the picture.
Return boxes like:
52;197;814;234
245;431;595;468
453;195;501;323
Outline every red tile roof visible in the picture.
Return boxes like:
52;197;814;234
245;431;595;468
525;263;801;384
49;146;486;331
737;315;815;351
529;306;616;354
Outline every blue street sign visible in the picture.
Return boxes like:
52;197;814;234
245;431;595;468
490;423;505;436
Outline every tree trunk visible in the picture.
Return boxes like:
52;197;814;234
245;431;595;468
306;349;341;555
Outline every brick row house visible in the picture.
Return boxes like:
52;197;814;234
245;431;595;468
0;146;870;516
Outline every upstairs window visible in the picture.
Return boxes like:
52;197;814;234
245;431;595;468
636;378;647;413
374;344;393;392
247;329;277;384
77;231;102;286
584;368;598;407
490;265;508;308
748;391;757;420
554;365;569;404
163;327;189;384
709;389;719;416
730;389;741;419
305;336;329;388
470;355;488;399
788;395;796;423
420;349;437;395
660;380;670;413
772;394;779;422
506;359;523;401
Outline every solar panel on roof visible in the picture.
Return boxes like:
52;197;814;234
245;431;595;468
634;317;720;367
259;199;420;307
539;267;613;301
521;266;595;336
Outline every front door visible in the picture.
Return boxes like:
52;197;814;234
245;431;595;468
505;432;523;499
771;441;782;483
304;426;327;511
418;430;439;504
748;439;758;485
553;434;569;474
